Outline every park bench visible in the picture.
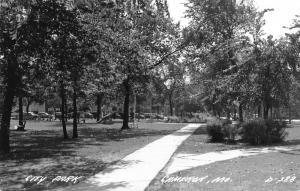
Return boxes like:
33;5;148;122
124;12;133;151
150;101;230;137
17;120;26;131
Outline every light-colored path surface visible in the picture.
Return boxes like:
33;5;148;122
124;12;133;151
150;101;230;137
54;124;204;191
166;145;300;175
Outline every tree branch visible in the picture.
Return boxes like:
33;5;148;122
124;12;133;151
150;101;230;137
148;42;190;70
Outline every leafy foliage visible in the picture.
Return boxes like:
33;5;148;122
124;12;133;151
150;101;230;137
206;117;231;142
206;120;225;142
240;119;288;145
206;117;237;143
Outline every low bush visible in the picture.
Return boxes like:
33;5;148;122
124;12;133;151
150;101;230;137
223;124;238;143
240;119;287;145
206;118;225;142
206;117;239;143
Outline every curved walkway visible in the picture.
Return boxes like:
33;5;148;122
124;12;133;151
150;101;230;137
166;145;300;175
53;124;204;191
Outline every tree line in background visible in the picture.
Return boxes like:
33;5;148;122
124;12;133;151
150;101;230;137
184;0;300;122
1;0;300;154
0;0;182;153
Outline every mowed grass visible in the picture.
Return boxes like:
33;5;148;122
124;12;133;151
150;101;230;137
0;120;185;191
146;122;300;191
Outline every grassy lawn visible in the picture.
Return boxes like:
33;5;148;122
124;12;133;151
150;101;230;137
0;120;185;191
146;122;300;191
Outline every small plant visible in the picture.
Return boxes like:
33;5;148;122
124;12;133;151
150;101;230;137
240;119;287;145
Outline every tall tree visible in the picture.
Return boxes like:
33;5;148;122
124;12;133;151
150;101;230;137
184;0;261;120
21;0;84;138
0;0;34;153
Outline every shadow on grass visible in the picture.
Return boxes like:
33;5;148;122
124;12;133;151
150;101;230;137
0;123;205;191
79;125;208;146
2;122;204;161
1;126;189;161
0;130;111;191
279;149;300;155
0;127;159;191
283;139;300;146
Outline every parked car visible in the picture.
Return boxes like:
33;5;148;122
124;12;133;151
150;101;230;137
54;112;62;120
24;112;38;120
84;112;93;119
144;113;156;119
38;112;53;120
143;113;166;120
155;114;167;120
112;112;123;119
67;112;94;119
67;112;77;119
135;113;145;119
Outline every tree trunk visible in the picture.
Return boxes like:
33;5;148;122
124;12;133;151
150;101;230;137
212;105;216;116
65;99;68;122
60;81;68;139
26;100;31;114
226;109;230;120
270;107;273;119
18;96;23;125
288;105;292;124
263;99;270;120
169;92;173;116
263;106;269;120
238;103;243;122
122;79;130;130
96;94;103;121
72;78;78;138
0;56;18;154
132;90;136;126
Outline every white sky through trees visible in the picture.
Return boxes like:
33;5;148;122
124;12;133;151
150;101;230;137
168;0;300;38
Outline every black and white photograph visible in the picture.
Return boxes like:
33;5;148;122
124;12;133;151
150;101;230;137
0;0;300;190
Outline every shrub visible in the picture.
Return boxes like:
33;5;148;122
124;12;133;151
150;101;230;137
206;118;225;142
223;124;238;143
264;119;288;143
206;117;239;143
240;119;287;145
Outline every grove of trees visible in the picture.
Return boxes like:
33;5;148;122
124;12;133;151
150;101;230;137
1;0;300;154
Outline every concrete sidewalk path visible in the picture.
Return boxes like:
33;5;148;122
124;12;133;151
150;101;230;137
54;124;204;191
166;145;300;175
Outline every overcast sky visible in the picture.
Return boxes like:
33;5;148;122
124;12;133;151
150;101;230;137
168;0;300;38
